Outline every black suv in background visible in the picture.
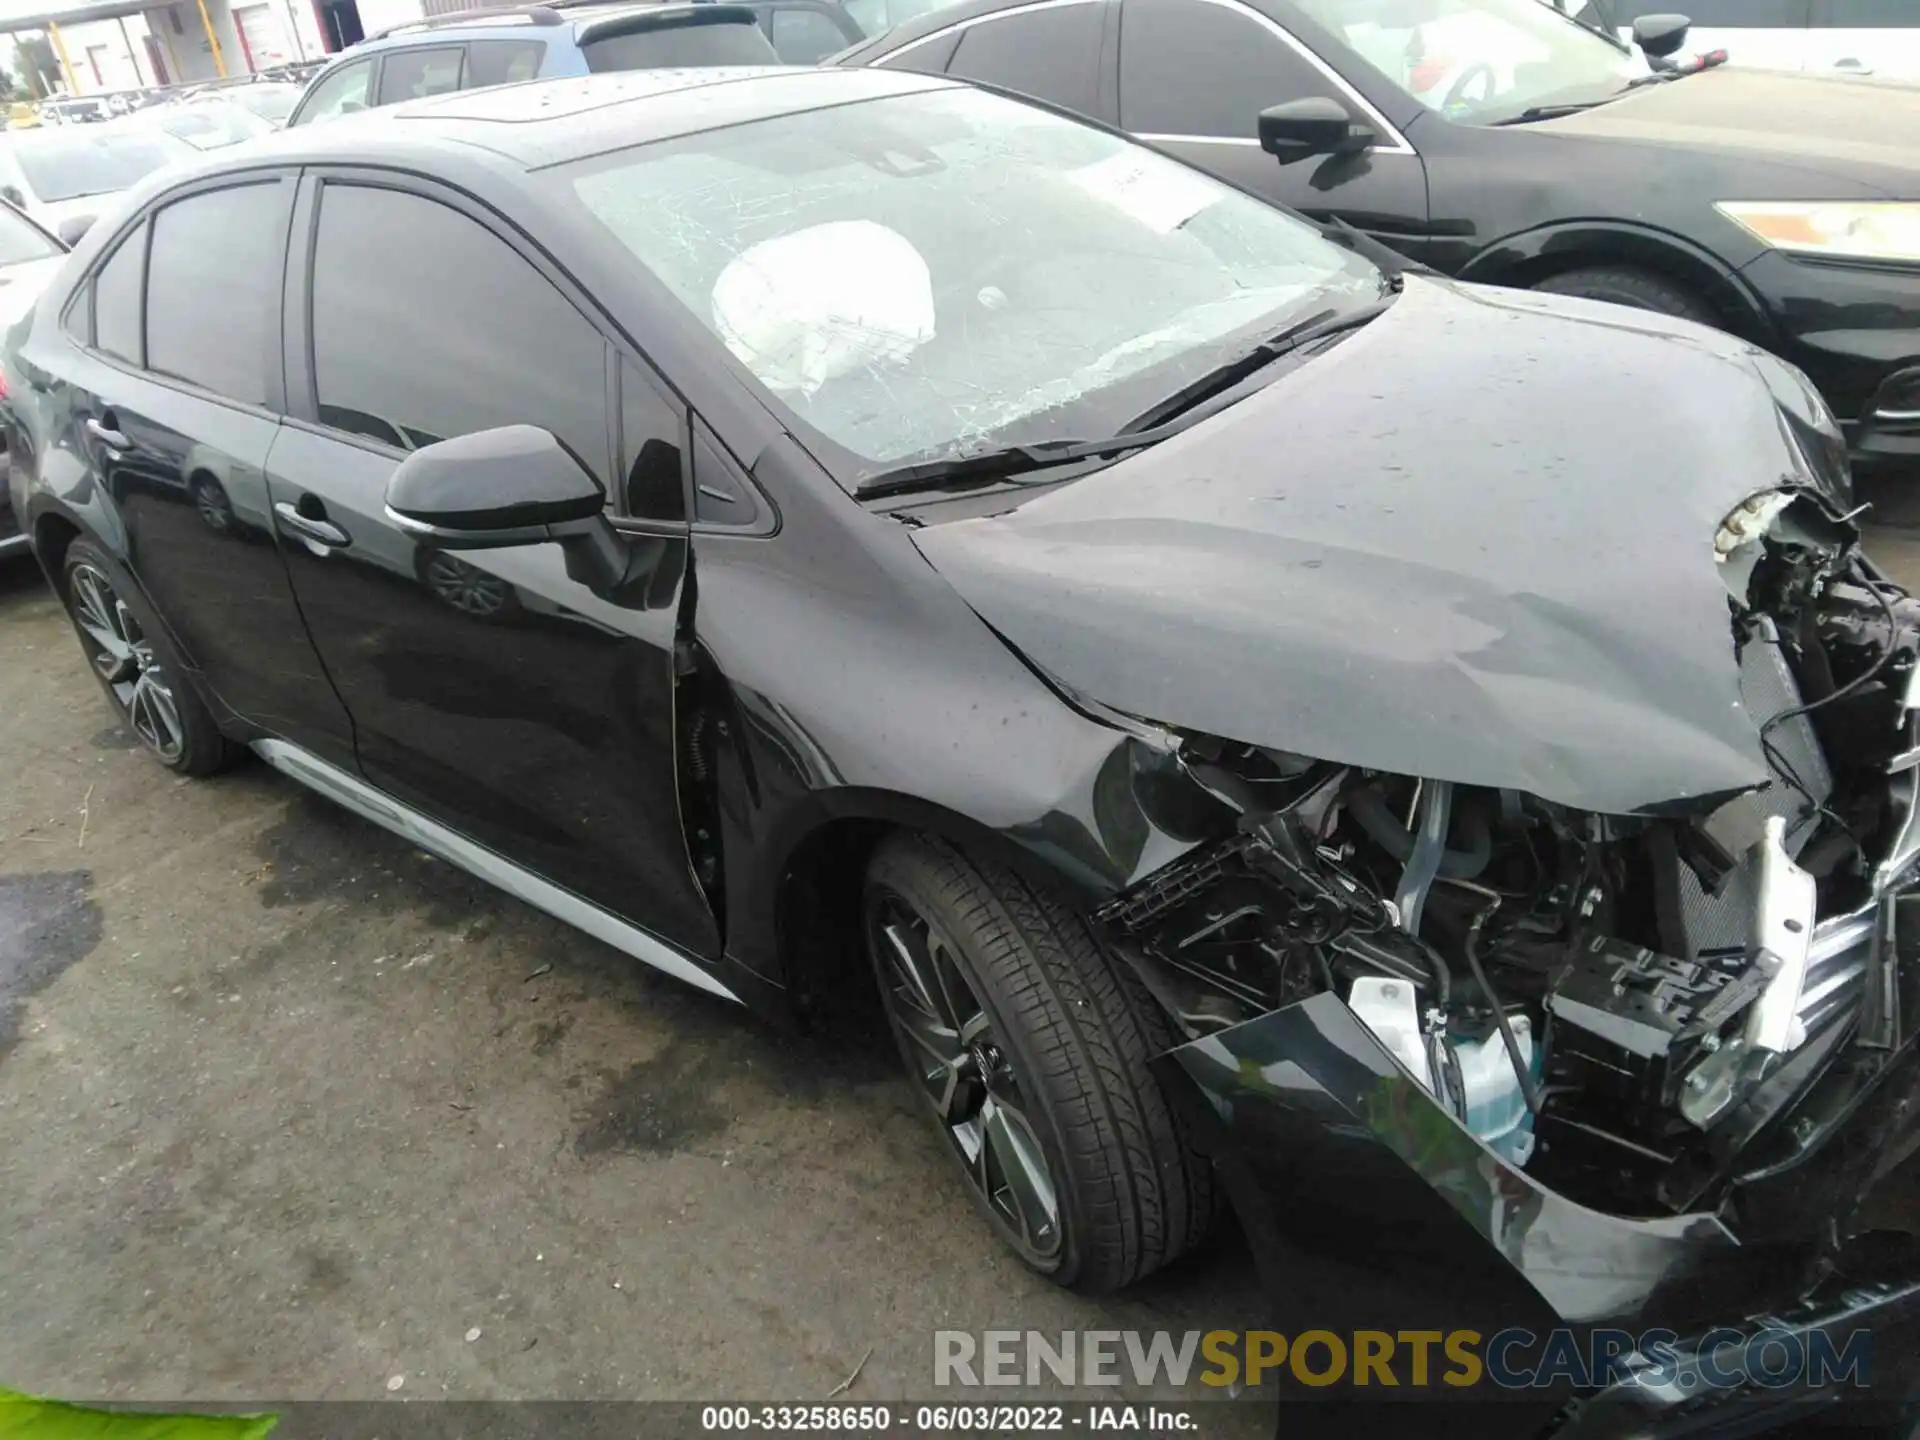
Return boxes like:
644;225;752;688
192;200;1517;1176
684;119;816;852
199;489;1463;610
839;0;1920;472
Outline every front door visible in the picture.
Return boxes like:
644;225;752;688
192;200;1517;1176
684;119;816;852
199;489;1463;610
266;174;718;958
1114;0;1432;257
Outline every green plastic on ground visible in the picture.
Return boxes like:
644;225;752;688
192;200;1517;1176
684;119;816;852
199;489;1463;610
0;1390;277;1440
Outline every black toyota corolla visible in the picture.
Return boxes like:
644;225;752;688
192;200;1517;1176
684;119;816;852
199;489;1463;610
5;66;1918;1432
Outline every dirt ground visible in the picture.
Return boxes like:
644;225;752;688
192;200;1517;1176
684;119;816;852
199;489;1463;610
3;487;1918;1425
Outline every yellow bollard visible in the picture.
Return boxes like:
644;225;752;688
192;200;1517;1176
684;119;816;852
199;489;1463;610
194;0;228;77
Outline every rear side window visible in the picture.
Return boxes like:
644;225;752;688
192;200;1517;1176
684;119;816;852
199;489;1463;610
947;4;1105;117
292;57;373;123
308;183;613;481
765;5;854;60
93;220;147;365
145;183;284;405
582;17;780;69
377;45;465;104
465;38;546;85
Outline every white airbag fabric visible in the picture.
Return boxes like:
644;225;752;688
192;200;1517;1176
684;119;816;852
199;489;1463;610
710;220;936;397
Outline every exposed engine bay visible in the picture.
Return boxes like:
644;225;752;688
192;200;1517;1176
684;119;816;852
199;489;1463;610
1098;488;1920;1226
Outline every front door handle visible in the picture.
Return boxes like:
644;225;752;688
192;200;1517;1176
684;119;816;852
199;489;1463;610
1834;57;1872;73
275;500;351;549
85;416;129;448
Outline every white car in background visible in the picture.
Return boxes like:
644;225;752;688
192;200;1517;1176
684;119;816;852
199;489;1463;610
0;201;67;559
1555;0;1920;83
0;123;198;246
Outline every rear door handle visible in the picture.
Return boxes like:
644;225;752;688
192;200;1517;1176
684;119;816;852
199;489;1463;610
274;500;351;549
85;417;129;448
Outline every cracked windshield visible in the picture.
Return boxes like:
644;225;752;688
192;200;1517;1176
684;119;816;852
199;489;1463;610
566;86;1381;483
1295;0;1640;121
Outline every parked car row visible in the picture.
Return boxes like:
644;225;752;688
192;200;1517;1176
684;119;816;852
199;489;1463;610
8;66;322;132
277;0;961;124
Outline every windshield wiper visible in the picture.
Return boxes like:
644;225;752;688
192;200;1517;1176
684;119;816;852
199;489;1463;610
853;419;1200;502
855;295;1399;502
1491;99;1613;125
1119;294;1398;435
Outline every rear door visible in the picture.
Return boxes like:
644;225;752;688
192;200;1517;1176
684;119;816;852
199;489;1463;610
39;173;355;765
1808;0;1920;80
268;171;718;956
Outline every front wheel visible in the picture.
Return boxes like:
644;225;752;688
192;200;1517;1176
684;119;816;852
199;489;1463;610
1532;265;1720;326
864;833;1213;1292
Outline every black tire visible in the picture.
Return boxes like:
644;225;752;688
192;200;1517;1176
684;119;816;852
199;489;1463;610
61;538;239;777
1532;265;1720;326
864;832;1213;1293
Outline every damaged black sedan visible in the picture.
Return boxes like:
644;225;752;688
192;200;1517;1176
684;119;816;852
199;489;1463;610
6;66;1918;1425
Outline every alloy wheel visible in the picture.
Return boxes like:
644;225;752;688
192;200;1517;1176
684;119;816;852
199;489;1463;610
870;891;1064;1266
194;480;234;533
68;562;186;763
423;551;510;618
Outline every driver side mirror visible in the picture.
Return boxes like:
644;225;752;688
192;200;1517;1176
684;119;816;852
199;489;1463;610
384;425;637;595
56;213;94;247
1632;12;1691;59
1258;98;1375;166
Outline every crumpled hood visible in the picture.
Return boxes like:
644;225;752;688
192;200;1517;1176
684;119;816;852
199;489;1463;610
1543;68;1920;195
910;276;1845;815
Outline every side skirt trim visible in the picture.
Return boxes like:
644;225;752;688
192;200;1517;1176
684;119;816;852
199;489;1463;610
252;738;742;1005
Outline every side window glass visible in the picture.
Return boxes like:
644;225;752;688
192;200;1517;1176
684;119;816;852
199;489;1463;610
465;39;546;86
310;184;612;482
766;6;855;61
146;184;283;405
1119;0;1328;138
620;359;687;522
93;220;147;365
377;46;465;105
947;4;1105;116
292;58;373;124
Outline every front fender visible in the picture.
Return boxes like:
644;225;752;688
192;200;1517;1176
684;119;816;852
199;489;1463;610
1458;220;1775;347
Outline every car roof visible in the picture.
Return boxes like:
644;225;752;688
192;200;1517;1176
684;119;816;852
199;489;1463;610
227;66;956;169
